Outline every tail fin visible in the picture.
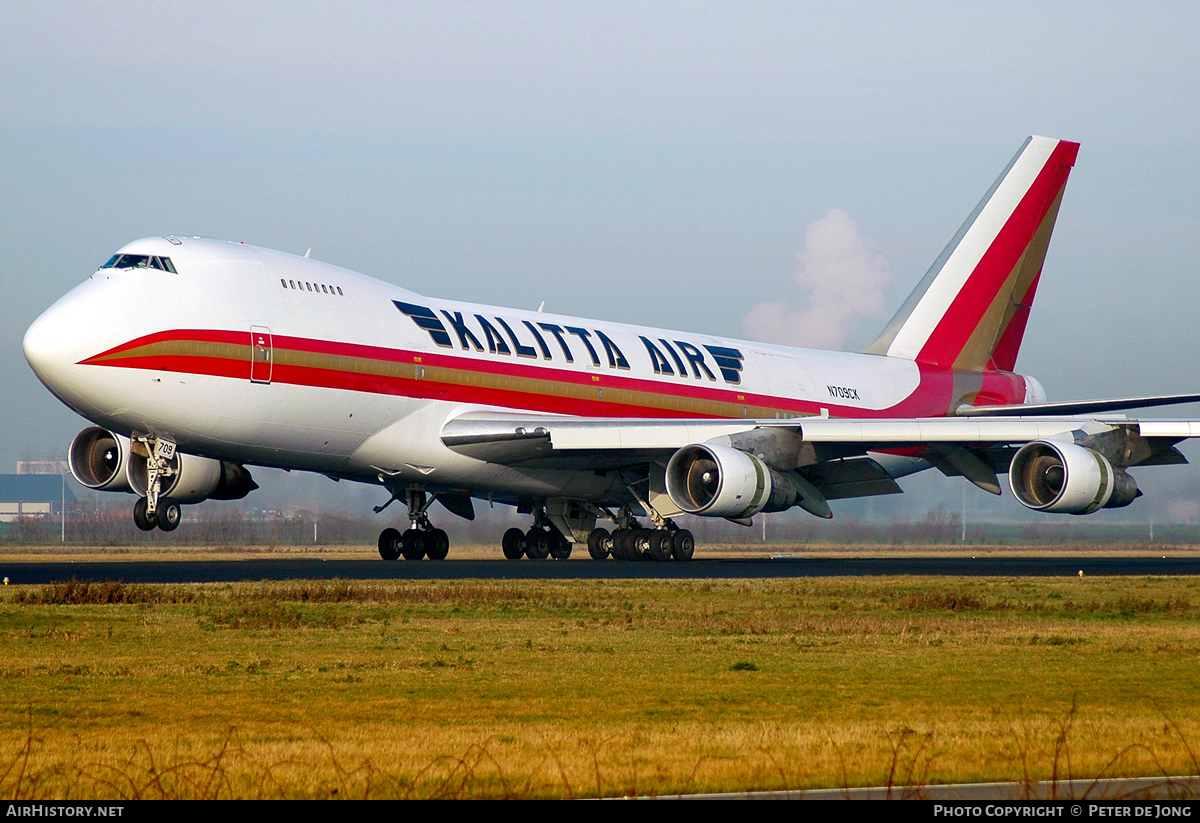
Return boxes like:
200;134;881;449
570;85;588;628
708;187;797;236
864;136;1079;372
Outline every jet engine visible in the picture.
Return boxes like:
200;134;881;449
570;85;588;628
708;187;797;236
69;426;257;503
128;446;258;503
665;442;800;518
69;426;133;492
1009;440;1139;514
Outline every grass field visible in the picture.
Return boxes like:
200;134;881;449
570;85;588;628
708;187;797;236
2;567;1199;798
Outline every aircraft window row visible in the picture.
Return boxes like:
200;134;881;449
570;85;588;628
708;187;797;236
281;279;343;296
101;254;177;273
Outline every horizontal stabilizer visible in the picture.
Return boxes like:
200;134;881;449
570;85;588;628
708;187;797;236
957;394;1200;418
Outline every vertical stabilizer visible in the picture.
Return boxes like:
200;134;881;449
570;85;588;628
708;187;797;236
864;136;1079;372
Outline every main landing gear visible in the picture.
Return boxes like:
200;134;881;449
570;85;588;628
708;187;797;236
500;522;572;561
377;489;450;561
583;525;694;561
582;504;695;562
497;503;695;562
378;526;449;561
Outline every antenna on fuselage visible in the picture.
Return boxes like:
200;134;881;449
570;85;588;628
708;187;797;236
304;249;312;258
537;301;545;313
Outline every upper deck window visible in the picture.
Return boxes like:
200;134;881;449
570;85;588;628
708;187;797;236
101;254;177;273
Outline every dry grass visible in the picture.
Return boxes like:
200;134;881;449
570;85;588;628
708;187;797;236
1;576;1199;798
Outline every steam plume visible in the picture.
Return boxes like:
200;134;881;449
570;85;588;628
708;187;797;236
742;209;890;351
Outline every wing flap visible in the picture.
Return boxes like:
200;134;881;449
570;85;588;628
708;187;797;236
802;458;903;500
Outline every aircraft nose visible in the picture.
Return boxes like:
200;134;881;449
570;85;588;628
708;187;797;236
24;300;78;390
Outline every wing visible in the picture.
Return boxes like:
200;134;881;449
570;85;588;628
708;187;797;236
441;411;1197;516
443;410;1198;466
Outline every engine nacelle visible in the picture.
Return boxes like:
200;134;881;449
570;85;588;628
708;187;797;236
69;427;134;492
1009;440;1139;514
665;442;800;518
128;448;258;504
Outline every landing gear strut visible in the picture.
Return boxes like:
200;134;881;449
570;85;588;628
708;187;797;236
377;488;450;560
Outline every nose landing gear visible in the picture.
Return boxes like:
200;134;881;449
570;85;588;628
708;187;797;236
130;435;183;533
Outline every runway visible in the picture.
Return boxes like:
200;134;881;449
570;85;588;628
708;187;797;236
3;555;1200;585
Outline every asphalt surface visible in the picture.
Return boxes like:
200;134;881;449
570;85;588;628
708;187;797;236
680;775;1200;800
3;555;1199;584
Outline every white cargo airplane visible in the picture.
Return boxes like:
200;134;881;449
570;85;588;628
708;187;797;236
23;136;1200;561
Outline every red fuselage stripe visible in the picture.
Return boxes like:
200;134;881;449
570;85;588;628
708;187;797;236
81;330;1028;419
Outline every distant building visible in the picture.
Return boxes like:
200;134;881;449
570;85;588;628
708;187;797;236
17;460;70;475
0;474;75;522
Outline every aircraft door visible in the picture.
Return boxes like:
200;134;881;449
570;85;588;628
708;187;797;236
250;326;273;384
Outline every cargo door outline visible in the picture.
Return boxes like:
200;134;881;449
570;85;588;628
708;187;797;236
250;326;273;384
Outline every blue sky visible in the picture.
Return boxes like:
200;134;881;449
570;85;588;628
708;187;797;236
4;2;1199;521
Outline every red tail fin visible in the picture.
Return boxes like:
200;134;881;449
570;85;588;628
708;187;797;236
865;136;1079;372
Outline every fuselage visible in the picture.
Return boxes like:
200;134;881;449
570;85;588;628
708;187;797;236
24;237;1035;499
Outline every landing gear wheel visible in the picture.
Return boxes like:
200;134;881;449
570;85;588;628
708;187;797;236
525;528;551;560
610;529;629;560
156;498;181;532
587;527;611;560
378;527;401;560
400;528;426;560
133;497;156;532
549;532;572;560
647;530;673;561
629;528;652;560
671;529;695;561
425;528;450;560
502;527;526;560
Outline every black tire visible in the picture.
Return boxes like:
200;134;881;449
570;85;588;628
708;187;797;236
378;527;401;560
400;528;426;560
525;528;551;560
611;529;629;560
629;528;652;560
425;528;450;560
157;499;181;532
587;527;611;560
502;527;526;559
549;532;572;560
133;497;156;531
647;529;673;561
671;529;695;561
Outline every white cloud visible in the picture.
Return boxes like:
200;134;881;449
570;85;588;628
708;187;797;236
742;208;890;351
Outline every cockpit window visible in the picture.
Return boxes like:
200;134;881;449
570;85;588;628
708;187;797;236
101;254;177;273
